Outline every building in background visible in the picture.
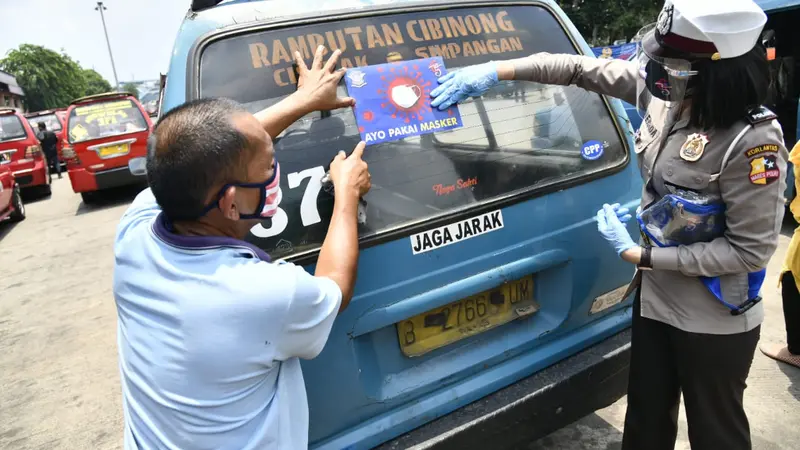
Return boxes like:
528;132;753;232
0;70;25;112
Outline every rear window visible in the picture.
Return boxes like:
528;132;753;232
67;99;148;143
199;5;628;259
0;114;27;143
28;113;62;132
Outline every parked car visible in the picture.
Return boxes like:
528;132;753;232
164;0;642;448
0;108;51;196
61;92;152;203
26;108;68;170
0;152;25;223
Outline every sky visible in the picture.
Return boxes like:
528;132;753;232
0;0;190;84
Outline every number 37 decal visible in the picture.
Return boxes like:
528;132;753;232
250;166;326;238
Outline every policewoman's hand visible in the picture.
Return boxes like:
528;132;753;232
430;62;500;110
330;141;371;200
294;46;355;111
596;203;637;256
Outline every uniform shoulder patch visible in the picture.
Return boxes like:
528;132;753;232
748;154;781;185
744;143;780;158
746;106;778;125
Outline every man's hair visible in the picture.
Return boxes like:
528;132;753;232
37;122;46;130
146;98;251;221
689;46;770;130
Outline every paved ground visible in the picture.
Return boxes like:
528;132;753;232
0;179;798;449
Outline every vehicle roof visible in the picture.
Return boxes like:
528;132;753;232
0;108;22;116
70;92;135;106
755;0;800;13
25;109;60;117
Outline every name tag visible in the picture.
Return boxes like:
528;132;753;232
410;210;504;255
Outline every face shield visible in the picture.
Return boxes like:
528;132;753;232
635;44;697;118
634;25;698;125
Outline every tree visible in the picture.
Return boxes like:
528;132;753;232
121;82;139;100
83;69;112;96
0;44;87;111
557;0;662;46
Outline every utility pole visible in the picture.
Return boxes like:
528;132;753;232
95;2;120;90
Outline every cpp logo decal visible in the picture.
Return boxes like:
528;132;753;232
581;140;605;161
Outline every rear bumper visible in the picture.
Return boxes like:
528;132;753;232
12;159;48;188
68;165;146;193
375;328;631;450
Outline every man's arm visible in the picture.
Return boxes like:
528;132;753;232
253;46;355;139
314;142;370;311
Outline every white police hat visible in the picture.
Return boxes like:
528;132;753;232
643;0;767;60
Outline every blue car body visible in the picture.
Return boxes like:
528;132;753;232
163;0;646;448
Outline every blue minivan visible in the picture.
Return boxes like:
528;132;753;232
163;0;642;448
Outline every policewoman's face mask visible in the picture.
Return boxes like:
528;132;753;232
635;48;696;118
198;161;282;220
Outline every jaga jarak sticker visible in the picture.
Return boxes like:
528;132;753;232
344;57;464;145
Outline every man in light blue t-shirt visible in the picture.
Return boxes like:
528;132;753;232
113;48;371;450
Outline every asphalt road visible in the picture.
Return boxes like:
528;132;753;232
0;179;798;449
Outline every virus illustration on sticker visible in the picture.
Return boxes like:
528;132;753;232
376;64;434;124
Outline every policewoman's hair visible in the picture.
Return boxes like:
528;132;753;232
688;45;770;130
146;98;251;221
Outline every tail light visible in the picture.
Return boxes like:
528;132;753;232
25;144;42;158
62;146;80;165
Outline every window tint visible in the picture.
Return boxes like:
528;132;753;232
200;5;627;259
28;114;62;132
68;99;147;143
0;115;27;143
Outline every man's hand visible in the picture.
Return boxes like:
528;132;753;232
294;46;355;112
329;141;371;200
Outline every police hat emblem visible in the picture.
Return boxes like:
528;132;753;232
656;3;674;36
680;133;709;162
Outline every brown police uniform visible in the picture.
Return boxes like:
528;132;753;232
512;52;788;450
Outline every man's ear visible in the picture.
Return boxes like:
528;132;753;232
219;186;240;221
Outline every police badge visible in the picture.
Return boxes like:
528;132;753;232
680;133;709;162
656;3;674;36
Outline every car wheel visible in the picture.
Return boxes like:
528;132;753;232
9;185;26;222
81;192;97;205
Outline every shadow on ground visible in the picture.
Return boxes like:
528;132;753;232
0;221;20;243
528;413;623;450
778;363;800;402
74;184;145;216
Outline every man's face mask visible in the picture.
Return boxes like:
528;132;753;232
199;161;282;220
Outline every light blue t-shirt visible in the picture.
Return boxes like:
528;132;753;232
112;188;342;450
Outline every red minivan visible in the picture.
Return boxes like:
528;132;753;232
0;153;25;223
0;108;51;196
26;109;68;170
62;93;152;203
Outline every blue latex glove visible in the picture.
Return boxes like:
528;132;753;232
430;62;499;110
597;203;637;255
609;203;632;223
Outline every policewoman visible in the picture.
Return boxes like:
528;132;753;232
429;0;787;448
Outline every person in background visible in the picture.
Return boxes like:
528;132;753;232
36;122;61;181
761;139;800;369
112;47;371;450
430;0;785;448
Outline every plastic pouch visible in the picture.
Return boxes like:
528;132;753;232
637;192;725;248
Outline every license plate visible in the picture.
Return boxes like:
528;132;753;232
97;143;129;158
397;275;537;357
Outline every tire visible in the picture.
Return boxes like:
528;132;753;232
81;192;97;205
9;185;26;222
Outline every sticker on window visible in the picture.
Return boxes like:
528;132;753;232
581;140;604;160
410;209;504;255
345;57;463;145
